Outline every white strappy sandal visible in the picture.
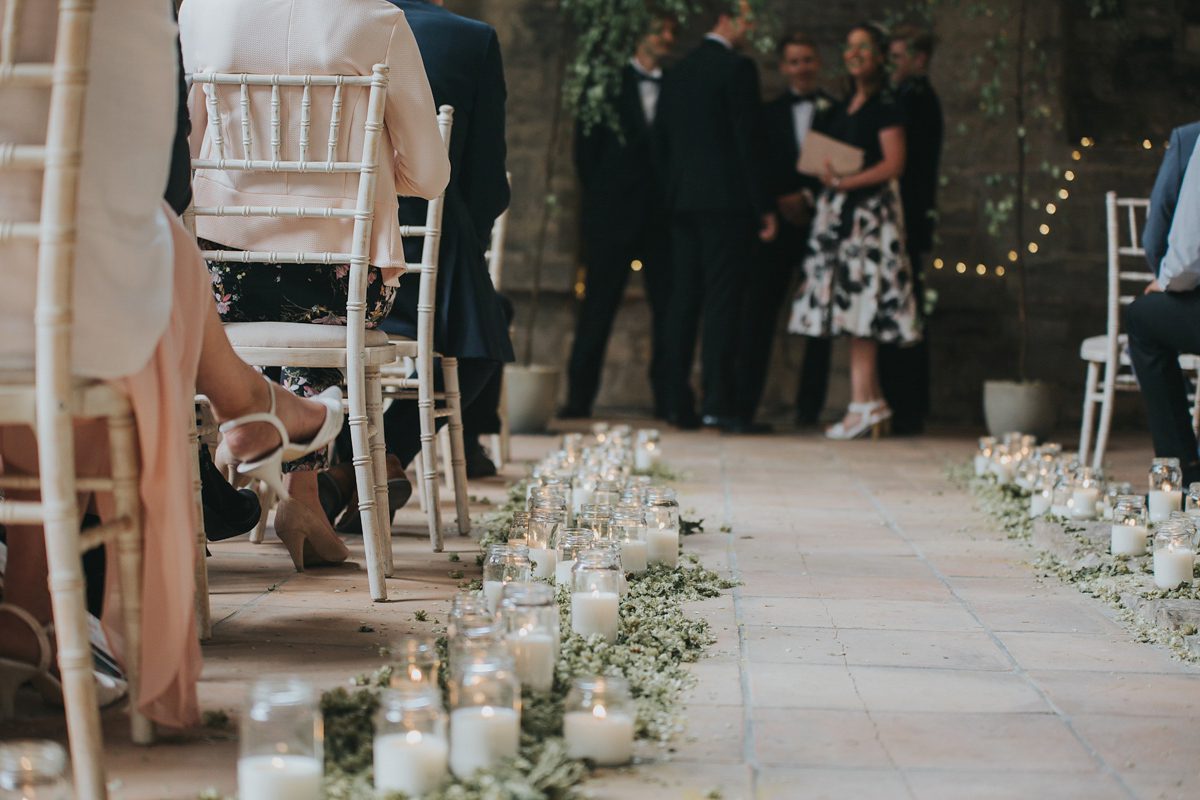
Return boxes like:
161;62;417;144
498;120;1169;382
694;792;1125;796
826;400;893;440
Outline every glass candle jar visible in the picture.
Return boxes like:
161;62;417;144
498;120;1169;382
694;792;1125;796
556;528;597;587
373;686;448;798
499;583;559;692
974;436;996;477
589;540;629;596
611;507;648;574
1149;457;1184;522
643;486;680;567
1153;519;1196;589
389;635;442;688
562;675;636;766
577;504;613;541
634;429;660;471
0;740;68;800
1050;475;1074;518
1070;467;1103;520
570;550;622;643
482;543;532;614
508;510;531;546
527;508;565;580
1187;482;1200;518
592;480;623;508
449;614;506;677
239;676;324;800
447;644;521;778
447;592;491;642
1102;482;1132;520
529;484;568;512
1029;478;1052;518
1111;496;1149;557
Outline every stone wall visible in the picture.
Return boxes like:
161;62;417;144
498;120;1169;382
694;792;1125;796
449;0;1200;427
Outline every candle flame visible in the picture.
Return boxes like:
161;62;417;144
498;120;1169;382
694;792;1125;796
19;757;31;771
271;757;285;769
410;667;423;682
593;704;607;719
406;730;423;744
481;706;495;718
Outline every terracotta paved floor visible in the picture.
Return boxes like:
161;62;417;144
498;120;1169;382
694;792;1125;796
5;426;1199;800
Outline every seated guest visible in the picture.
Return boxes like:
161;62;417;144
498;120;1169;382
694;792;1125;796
0;0;340;726
179;0;451;558
323;0;513;529
1126;119;1200;487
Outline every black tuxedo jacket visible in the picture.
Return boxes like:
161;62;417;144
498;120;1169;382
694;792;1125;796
655;38;767;216
381;0;514;363
762;88;834;204
897;75;943;256
574;64;662;242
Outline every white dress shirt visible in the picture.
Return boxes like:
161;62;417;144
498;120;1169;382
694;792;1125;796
790;93;816;153
630;59;662;125
704;32;732;49
1160;141;1200;291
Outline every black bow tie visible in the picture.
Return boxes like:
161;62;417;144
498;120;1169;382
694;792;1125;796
790;92;817;104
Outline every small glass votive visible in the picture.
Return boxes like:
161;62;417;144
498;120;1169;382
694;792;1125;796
447;643;521;778
1050;475;1074;518
389;635;442;688
634;429;660;471
373;686;448;798
1186;482;1200;518
612;507;648;574
449;614;506;676
571;550;622;644
0;740;69;800
589;540;629;596
577;503;613;541
1070;467;1103;520
1029;479;1052;518
562;675;636;766
592;480;623;507
508;510;531;546
642;486;680;568
482;543;531;614
447;592;491;642
499;583;559;692
1102;481;1132;520
239;676;323;800
974;436;996;477
1149;457;1184;522
1153;519;1196;589
527;508;565;579
556;528;597;587
1110;496;1149;557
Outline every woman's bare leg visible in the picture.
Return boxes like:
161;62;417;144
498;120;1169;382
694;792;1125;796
838;336;885;427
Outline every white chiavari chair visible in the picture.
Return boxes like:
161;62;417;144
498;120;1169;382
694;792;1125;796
379;105;470;554
1078;191;1200;468
0;0;152;797
186;66;394;602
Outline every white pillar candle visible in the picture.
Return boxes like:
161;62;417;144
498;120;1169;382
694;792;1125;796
1154;546;1196;589
1148;490;1182;522
507;631;555;691
1029;492;1051;518
483;580;504;614
555;558;576;587
634;447;654;471
990;460;1013;483
373;731;448;797
571;590;619;643
646;526;678;568
572;486;592;513
563;707;635;766
1050;503;1071;517
1071;488;1100;519
448;706;520;778
620;540;648;574
238;755;322;800
528;548;556;580
1015;476;1032;491
1111;524;1148;557
974;454;989;477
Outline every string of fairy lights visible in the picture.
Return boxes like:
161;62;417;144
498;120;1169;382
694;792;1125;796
933;136;1163;278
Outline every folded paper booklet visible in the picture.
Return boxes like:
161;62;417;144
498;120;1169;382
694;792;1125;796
797;130;864;178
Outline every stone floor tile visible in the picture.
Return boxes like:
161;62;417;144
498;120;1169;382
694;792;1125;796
747;663;862;710
1027;670;1200;717
665;705;745;763
679;660;746;706
743;627;1011;671
1115;768;1200;800
904;769;1128;800
993;631;1192;674
806;574;956;602
751;708;894;768
742;596;984;632
1069;714;1200;770
584;762;754;800
755;767;912;800
848;666;1046;714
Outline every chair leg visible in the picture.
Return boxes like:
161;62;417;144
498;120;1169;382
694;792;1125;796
347;369;387;602
442;357;471;536
1191;370;1200;439
439;426;453;493
188;409;211;643
1093;362;1118;472
413;450;427;512
496;370;509;468
1079;360;1099;468
418;397;443;552
366;368;393;577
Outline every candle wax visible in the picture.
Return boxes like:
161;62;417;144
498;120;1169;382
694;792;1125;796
646;526;679;568
448;706;520;778
1029;493;1051;518
507;631;555;691
620;540;648;574
373;732;448;797
571;590;619;643
1154;546;1196;589
1148;490;1182;522
974;454;989;477
563;710;635;766
528;548;556;580
1110;524;1148;557
483;580;504;614
238;754;322;800
555;558;576;587
1071;488;1100;519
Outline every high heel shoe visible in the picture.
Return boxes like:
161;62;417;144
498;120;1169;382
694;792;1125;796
274;499;350;571
826;401;893;440
281;386;344;462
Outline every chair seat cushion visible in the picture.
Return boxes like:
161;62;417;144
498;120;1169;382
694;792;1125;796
224;322;390;349
1080;334;1128;364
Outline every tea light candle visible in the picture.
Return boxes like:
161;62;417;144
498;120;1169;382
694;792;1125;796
1111;524;1149;557
1030;491;1051;518
620;539;648;574
1154;545;1196;589
974;454;989;477
572;485;592;513
1148;490;1182;522
990;457;1013;484
571;589;619;643
555;558;576;587
507;630;555;691
238;754;322;800
448;706;520;778
483;581;504;614
563;705;635;766
646;526;678;568
373;730;449;797
528;548;556;580
1071;487;1100;520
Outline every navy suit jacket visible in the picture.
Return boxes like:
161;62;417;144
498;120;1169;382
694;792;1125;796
1144;121;1200;276
380;0;514;363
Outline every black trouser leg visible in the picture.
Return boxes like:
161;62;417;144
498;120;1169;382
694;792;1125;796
663;215;706;417
1126;291;1200;481
640;214;674;418
697;213;753;419
879;258;930;434
461;295;514;451
565;238;636;413
796;336;832;424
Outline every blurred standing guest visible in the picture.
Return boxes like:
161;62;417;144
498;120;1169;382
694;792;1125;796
788;23;920;440
562;16;677;420
734;30;835;432
656;0;776;430
877;24;942;435
322;0;514;529
1143;121;1200;273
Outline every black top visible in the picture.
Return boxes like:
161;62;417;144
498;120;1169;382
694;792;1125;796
654;38;767;216
574;63;663;242
896;75;943;256
762;88;836;201
823;87;903;171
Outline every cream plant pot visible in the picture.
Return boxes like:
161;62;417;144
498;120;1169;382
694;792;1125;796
504;364;561;434
983;379;1057;440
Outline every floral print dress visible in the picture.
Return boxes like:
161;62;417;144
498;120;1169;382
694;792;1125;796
203;239;396;470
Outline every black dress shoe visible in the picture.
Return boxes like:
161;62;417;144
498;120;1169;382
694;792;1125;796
701;414;723;428
668;410;702;430
557;404;591;419
466;448;497;479
723;419;773;434
199;448;262;540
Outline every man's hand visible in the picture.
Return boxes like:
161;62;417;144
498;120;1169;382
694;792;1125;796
759;212;778;243
1145;279;1163;294
776;192;813;228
